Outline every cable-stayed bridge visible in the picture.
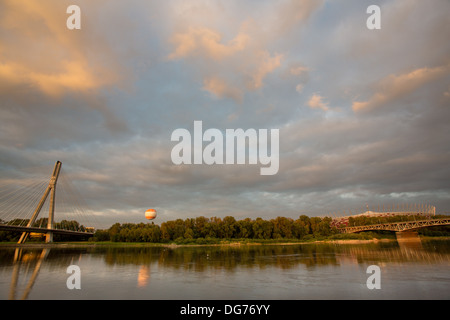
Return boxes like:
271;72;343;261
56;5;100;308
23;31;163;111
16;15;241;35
0;161;98;243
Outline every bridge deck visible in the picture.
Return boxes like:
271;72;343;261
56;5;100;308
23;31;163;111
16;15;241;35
0;224;94;237
339;218;450;233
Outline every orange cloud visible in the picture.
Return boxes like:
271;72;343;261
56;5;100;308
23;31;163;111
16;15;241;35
246;51;283;90
0;0;122;97
353;64;450;112
0;60;107;97
202;77;243;103
164;0;325;105
307;93;329;111
167;25;283;102
168;27;249;61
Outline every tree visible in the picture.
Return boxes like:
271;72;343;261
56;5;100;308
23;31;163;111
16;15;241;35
293;216;310;239
310;217;322;236
222;216;237;238
184;227;194;239
160;221;174;241
235;218;253;238
93;229;110;241
253;218;273;239
318;217;333;236
272;216;294;239
109;223;122;241
194;216;209;238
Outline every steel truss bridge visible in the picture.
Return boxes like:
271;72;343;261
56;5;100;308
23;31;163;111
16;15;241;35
339;218;450;234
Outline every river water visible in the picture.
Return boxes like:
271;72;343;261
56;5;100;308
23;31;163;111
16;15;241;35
0;239;449;300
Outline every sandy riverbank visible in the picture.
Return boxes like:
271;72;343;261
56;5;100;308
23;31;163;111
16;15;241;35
0;238;405;248
0;236;447;249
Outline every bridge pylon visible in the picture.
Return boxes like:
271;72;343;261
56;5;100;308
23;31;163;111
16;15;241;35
17;161;62;244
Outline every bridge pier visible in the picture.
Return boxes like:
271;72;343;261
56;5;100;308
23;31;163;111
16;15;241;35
45;231;53;243
395;231;420;241
396;231;422;250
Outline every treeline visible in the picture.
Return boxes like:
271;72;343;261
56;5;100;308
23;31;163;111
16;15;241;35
93;216;337;243
2;214;448;243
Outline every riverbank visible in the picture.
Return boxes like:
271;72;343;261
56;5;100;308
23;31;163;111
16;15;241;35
1;236;448;249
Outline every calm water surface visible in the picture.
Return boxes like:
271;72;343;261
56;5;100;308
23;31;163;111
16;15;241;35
1;239;449;300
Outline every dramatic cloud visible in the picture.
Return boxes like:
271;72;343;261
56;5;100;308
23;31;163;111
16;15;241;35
1;0;450;228
353;64;450;112
167;24;283;103
0;1;125;96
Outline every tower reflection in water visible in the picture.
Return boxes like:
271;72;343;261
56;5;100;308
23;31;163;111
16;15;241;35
9;248;50;300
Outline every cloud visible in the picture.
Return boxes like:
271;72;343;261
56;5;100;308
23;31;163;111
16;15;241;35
352;64;450;113
246;51;283;90
290;65;308;76
445;85;450;98
166;11;286;104
307;93;329;111
202;76;243;103
0;0;131;137
168;27;249;61
277;0;324;33
0;60;110;97
2;0;450;227
167;25;283;102
0;1;122;96
295;84;304;93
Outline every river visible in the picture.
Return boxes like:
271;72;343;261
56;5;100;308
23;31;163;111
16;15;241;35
0;239;449;300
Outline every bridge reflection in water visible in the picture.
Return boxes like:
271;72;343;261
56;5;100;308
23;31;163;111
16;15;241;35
9;248;50;300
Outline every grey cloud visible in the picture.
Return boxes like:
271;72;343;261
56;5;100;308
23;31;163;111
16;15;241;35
1;0;450;229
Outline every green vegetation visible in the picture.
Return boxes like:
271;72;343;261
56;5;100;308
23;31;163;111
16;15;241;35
91;215;399;244
2;214;449;244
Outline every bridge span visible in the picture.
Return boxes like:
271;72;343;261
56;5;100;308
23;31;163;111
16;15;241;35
0;224;93;238
338;218;450;234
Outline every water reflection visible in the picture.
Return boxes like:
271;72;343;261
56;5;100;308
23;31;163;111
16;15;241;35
8;248;50;300
397;236;423;251
96;241;449;273
337;240;449;265
137;265;150;287
1;239;449;299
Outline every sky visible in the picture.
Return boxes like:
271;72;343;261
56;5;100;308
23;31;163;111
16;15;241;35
0;0;449;228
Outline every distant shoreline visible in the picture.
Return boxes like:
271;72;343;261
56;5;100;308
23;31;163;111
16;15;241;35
0;236;449;249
